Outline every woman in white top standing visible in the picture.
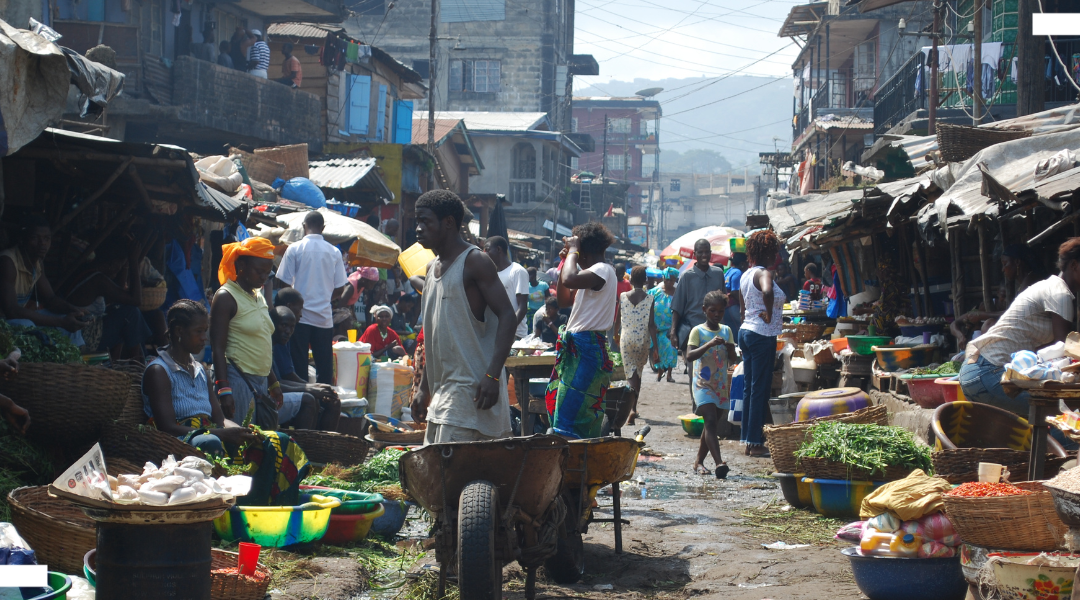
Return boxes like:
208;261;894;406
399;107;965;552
738;230;786;458
546;223;618;439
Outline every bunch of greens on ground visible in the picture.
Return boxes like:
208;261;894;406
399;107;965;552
740;500;847;546
911;361;961;376
0;419;56;521
794;421;932;475
0;321;81;364
304;448;408;497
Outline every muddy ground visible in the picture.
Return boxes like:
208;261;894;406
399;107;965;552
270;362;865;600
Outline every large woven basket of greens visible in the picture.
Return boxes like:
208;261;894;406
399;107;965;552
763;404;888;474
794;422;933;481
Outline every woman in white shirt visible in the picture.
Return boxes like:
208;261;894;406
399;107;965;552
546;223;617;439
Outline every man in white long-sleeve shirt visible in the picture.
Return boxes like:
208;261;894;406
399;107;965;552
276;212;349;384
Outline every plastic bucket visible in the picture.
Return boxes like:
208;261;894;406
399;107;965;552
768;397;799;425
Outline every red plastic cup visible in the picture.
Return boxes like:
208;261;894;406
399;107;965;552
237;542;261;576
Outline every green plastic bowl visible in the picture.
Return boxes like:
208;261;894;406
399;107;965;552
25;572;72;600
846;335;894;355
300;485;384;515
213;493;341;547
679;414;704;437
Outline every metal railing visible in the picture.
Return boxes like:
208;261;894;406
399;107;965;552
873;51;926;136
793;81;830;141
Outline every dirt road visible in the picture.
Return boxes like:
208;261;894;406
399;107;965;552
507;365;865;600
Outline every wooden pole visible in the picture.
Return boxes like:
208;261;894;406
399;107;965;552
973;0;984;124
929;1;942;134
977;219;993;311
15;149;187;168
950;228;965;317
1016;0;1045;117
54;158;133;232
915;231;932;316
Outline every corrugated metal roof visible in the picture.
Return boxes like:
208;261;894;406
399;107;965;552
266;22;342;39
428;111;550;132
815;115;874;131
307;156;394;200
766;189;867;236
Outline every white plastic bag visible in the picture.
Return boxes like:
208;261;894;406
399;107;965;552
194;156;243;194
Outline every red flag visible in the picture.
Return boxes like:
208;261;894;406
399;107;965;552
605;203;614;217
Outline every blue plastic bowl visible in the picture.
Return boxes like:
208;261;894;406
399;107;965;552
370;499;410;537
842;548;967;600
803;478;886;518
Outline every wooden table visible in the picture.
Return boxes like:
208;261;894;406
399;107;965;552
505;355;626;436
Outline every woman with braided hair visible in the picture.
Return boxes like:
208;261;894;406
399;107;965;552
738;229;787;457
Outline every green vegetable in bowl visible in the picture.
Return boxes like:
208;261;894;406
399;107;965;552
910;361;962;376
794;421;933;475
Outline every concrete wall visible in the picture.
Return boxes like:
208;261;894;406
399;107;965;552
345;0;576;131
1;0;42;33
171;55;323;146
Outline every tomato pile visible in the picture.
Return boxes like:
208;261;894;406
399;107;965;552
945;482;1032;497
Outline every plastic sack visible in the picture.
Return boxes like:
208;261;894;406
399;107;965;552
867;512;901;533
68;575;95;600
835;521;866;542
194;156;243;194
279;177;326;208
332;341;372;391
367;362;414;418
0;523;35;565
728;362;744;425
918;541;955;558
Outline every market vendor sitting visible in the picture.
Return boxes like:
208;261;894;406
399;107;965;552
143;300;259;455
361;305;407;360
958;238;1080;415
0;215;87;344
62;236;152;361
270;305;341;431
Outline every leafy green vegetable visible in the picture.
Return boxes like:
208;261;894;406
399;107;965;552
303;448;407;493
0;321;82;364
911;361;961;376
0;419;56;521
794;421;933;475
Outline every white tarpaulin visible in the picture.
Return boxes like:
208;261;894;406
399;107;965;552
0;19;69;156
277;207;401;267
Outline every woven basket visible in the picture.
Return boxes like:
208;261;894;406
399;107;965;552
105;457;144;477
369;422;427;445
287;429;370;465
799;457;918;481
0;363;130;448
942;481;1066;551
210;548;272;600
140;284;168;312
932;448;1071;484
782;323;826;344
937;123;1033;163
99;421;208;465
764;404;888;473
8;486;96;575
253;143;309;179
109;359;149;427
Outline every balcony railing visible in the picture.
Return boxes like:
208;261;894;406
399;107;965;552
793;81;830;141
874;39;1080;137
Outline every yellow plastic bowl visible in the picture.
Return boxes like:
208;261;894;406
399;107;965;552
213;494;341;548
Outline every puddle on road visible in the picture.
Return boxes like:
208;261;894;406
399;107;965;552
600;473;779;504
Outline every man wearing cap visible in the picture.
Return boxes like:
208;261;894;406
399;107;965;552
246;29;270;78
276;212;350;385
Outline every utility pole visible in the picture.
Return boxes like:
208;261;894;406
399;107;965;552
1017;0;1044;116
427;0;437;162
973;0;983;124
928;1;942;134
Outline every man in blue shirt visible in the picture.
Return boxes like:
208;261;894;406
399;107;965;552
723;253;748;338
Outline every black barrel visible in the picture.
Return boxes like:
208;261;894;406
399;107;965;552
94;521;213;600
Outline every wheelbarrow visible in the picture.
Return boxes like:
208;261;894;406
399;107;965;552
399;435;569;600
545;426;649;584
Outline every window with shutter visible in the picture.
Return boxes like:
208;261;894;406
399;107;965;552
348;74;371;135
376;84;387;141
393;100;413;143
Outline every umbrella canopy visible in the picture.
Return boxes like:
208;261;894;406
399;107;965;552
277;208;401;268
660;226;743;266
488;199;509;241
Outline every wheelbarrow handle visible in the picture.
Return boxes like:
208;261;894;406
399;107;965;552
634;425;651;443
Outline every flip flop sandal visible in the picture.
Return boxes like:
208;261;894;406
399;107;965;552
715;464;729;479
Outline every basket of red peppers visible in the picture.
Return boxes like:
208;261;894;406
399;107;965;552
943;481;1066;551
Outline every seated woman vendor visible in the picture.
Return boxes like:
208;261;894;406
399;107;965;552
142;300;259;454
360;304;407;360
0;215;87;342
62;236;151;360
959;238;1080;415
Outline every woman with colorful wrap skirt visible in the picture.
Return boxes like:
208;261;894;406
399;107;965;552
546;223;618;439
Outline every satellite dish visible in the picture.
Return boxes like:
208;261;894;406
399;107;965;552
635;87;664;97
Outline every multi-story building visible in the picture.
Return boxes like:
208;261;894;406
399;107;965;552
344;0;597;133
644;171;758;248
570;96;660;218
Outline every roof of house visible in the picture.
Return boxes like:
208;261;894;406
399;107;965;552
779;2;828;37
428;111;551;132
307;156;394;200
411;117;484;174
411;118;463;145
265;22;422;84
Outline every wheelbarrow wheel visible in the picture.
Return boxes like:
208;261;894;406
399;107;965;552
544;529;584;584
458;480;502;600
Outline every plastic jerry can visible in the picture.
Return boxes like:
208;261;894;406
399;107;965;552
859;531;895;556
889;533;921;557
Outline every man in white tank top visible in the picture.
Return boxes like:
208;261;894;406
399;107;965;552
411;191;518;444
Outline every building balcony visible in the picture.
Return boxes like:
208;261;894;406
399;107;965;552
793;80;875;145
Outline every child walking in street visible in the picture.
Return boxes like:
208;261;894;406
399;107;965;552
685;290;737;479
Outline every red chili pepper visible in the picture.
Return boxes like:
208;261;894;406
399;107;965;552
945;482;1033;497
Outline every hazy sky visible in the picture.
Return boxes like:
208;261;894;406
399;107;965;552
572;0;804;87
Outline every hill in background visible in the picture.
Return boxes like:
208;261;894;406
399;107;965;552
575;75;793;173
